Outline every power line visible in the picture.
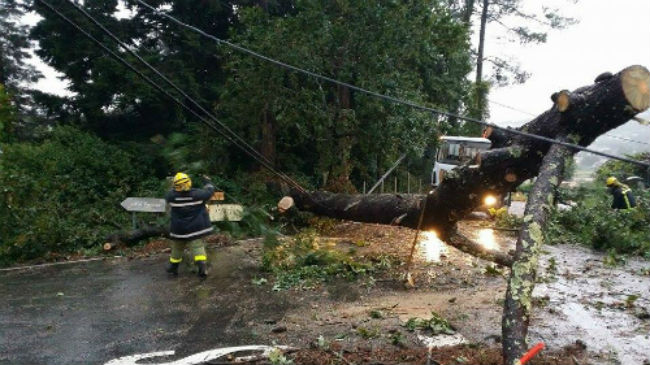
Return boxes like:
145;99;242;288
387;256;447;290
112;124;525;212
132;0;650;169
38;0;307;194
66;0;308;193
487;98;650;147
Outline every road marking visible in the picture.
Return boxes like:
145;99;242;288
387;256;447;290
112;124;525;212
104;345;289;365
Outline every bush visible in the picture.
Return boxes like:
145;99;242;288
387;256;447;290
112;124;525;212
546;185;650;257
0;126;164;266
595;152;650;185
488;207;522;229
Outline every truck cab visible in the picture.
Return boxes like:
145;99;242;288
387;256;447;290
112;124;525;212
432;136;504;209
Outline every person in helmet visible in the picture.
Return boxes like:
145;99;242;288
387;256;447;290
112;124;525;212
606;176;636;210
165;172;215;278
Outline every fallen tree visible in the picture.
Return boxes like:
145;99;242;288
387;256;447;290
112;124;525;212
282;65;650;364
103;225;169;251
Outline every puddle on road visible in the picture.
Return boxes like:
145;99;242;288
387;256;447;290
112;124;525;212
418;231;447;263
531;245;650;365
417;333;467;348
476;229;498;250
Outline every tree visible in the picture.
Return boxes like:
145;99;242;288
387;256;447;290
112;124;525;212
283;65;650;363
457;0;577;119
0;84;17;142
31;0;238;139
218;0;473;191
0;0;43;140
0;0;41;97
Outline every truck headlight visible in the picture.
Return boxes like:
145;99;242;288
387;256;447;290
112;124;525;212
483;194;497;206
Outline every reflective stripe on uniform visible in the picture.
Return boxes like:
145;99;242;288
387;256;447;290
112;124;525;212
169;200;204;207
622;188;632;208
169;227;213;239
194;255;207;262
170;257;183;263
174;197;194;201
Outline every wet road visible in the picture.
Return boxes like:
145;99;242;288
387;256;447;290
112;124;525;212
0;243;292;365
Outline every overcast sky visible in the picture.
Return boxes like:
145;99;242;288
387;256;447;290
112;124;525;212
25;0;650;158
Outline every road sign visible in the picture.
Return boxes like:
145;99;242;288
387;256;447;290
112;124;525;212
208;204;244;222
120;197;167;213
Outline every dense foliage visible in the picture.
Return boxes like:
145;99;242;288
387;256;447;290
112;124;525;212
546;156;650;259
0;0;478;265
0;126;163;265
219;0;473;190
0;84;16;142
594;152;650;185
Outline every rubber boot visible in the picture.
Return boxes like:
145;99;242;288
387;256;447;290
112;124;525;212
197;261;207;279
166;262;179;276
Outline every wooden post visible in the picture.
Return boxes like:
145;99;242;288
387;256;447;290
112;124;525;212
394;176;397;193
131;212;137;230
363;181;366;194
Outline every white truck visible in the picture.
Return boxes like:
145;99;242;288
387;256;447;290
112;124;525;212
431;136;504;209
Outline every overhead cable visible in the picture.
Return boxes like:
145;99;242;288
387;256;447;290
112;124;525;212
39;0;307;193
488;98;650;147
134;0;650;169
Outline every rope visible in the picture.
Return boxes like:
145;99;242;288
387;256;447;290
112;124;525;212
133;0;650;169
404;194;430;287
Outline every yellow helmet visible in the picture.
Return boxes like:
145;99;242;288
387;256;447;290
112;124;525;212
606;176;618;186
173;172;192;191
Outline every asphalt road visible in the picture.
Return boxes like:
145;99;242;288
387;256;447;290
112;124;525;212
0;243;293;365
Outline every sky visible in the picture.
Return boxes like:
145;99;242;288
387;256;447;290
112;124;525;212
481;0;650;167
23;0;650;164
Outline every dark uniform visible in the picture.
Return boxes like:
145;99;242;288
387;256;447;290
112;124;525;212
165;173;214;277
165;184;215;240
608;185;636;209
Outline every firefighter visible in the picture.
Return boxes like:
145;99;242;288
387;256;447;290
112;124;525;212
165;172;215;278
606;176;636;210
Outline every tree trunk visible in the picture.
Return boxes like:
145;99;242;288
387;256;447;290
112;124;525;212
501;142;570;364
473;0;489;118
288;65;649;233
462;0;476;24
104;225;169;250
476;0;488;87
260;102;276;167
325;84;356;192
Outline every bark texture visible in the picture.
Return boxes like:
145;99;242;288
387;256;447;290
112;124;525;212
104;225;169;250
501;143;570;364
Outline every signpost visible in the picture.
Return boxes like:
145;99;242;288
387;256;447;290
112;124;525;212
207;204;244;222
120;197;167;229
120;196;244;228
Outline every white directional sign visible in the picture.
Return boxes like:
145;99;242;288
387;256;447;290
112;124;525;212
104;345;290;365
208;204;244;222
120;197;167;213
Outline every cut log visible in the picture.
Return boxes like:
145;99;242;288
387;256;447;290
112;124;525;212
104;225;169;250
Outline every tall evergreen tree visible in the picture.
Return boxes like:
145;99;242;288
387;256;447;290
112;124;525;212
219;0;473;191
0;0;41;96
31;0;238;139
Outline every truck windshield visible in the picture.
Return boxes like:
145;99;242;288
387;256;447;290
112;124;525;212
437;141;490;165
